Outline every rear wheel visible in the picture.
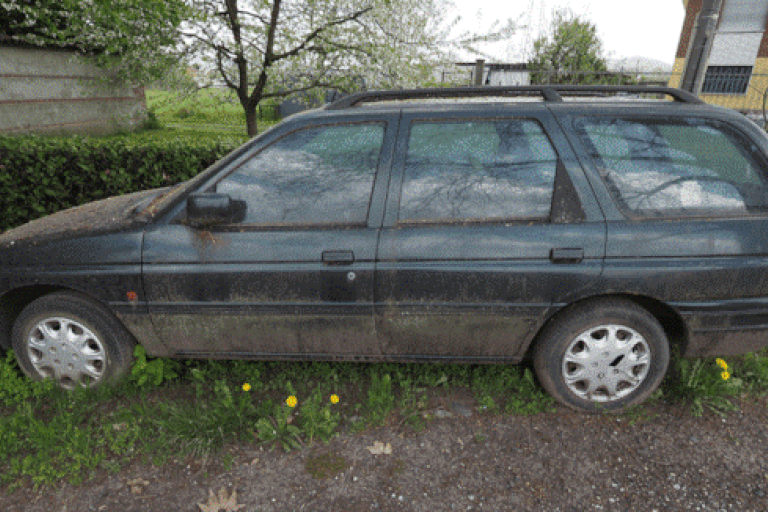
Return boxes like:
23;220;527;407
533;299;669;412
12;292;135;389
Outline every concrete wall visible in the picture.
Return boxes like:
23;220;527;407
0;45;147;135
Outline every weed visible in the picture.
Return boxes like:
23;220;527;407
471;365;553;416
139;378;260;461
0;351;54;408
365;372;395;427
668;357;742;416
130;346;181;388
297;390;342;444
255;397;302;451
305;451;348;479
735;351;768;392
395;377;429;432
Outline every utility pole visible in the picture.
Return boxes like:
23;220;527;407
679;0;723;94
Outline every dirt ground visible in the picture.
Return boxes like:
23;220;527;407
3;393;768;512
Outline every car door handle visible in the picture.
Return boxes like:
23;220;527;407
550;247;584;264
322;250;355;265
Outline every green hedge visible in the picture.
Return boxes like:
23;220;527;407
0;136;239;233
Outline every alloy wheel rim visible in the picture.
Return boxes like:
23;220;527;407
26;317;106;389
562;324;651;402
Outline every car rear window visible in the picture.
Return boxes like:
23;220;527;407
574;116;768;217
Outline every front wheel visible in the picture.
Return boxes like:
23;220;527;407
533;300;670;412
12;292;135;389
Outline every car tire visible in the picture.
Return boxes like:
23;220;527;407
12;291;135;389
533;299;669;412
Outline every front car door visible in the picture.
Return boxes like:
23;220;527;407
142;115;397;358
375;105;606;361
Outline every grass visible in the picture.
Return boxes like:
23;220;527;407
3;347;767;490
0;350;548;489
21;88;279;147
145;88;281;133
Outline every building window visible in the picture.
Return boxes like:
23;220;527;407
702;66;752;94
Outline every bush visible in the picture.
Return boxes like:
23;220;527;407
0;135;239;232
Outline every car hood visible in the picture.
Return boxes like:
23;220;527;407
0;188;166;248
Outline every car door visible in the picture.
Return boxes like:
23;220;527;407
567;111;768;357
142;115;397;358
375;105;606;360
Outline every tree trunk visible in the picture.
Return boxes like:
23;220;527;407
245;105;259;137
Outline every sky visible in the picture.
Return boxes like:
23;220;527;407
449;0;687;65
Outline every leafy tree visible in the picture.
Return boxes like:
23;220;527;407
1;0;189;84
182;0;516;136
528;9;618;85
0;0;74;47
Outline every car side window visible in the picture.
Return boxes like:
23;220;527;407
574;116;768;217
398;119;558;223
216;123;385;225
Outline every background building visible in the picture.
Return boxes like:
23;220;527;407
670;0;768;112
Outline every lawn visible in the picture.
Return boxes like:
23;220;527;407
146;88;280;132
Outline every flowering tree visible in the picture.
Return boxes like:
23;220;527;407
183;0;516;136
0;0;189;83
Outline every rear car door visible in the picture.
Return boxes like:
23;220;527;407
567;111;768;357
142;115;397;358
375;105;606;360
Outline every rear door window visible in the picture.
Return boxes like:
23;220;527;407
398;119;558;223
574;116;768;217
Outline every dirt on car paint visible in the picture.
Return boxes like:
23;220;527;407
2;393;767;512
0;189;163;245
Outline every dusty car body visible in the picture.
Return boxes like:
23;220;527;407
3;85;768;411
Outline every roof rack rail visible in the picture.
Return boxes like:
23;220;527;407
324;85;704;110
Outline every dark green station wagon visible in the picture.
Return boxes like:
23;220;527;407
3;85;768;411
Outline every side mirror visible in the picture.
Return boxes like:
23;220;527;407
186;193;246;226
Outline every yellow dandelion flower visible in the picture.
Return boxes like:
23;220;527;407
721;371;730;381
286;395;298;408
716;358;728;370
330;394;340;404
242;383;251;392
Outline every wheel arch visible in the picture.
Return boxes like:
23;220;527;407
0;285;103;350
523;293;689;360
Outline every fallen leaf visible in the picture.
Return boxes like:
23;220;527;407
366;441;393;455
198;487;246;512
127;478;149;494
